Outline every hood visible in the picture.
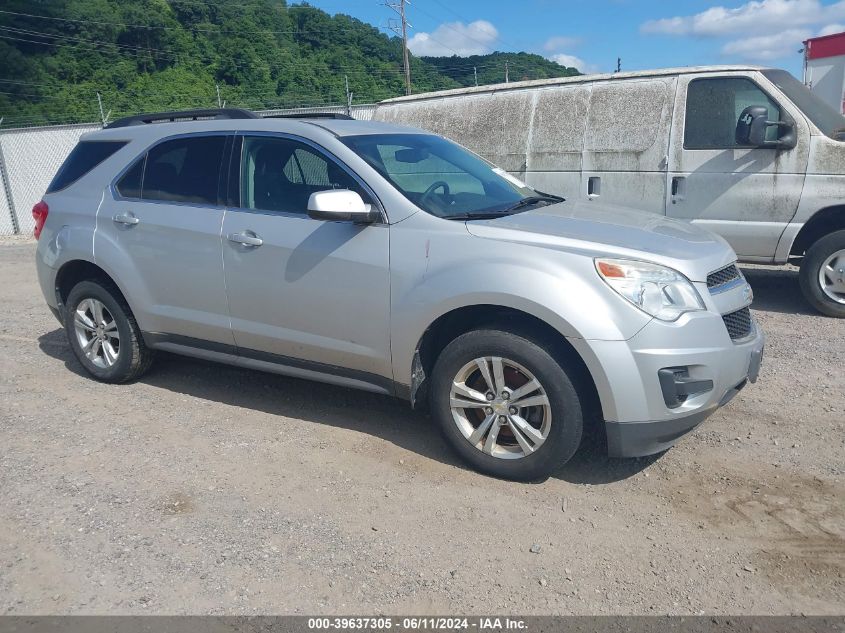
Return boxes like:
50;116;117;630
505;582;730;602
464;200;736;282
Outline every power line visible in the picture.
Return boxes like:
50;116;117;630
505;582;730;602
0;7;395;37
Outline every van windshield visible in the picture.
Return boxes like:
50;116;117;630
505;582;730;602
763;69;845;141
341;133;561;219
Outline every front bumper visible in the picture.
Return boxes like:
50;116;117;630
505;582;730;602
605;370;753;457
569;306;765;458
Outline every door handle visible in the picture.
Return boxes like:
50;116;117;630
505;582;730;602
671;176;686;203
227;231;263;247
113;212;139;226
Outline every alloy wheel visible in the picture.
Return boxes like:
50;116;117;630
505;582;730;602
449;356;551;459
73;298;120;368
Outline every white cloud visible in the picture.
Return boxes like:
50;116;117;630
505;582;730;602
543;36;581;52
641;0;845;37
548;53;600;74
641;0;845;63
818;22;845;35
542;35;599;73
721;28;812;60
407;20;499;56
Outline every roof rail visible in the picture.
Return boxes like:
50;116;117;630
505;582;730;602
266;112;354;120
105;108;259;129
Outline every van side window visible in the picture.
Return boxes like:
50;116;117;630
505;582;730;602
116;156;144;199
240;136;366;214
142;136;226;205
685;78;782;149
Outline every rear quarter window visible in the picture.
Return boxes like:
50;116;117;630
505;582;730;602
47;140;127;193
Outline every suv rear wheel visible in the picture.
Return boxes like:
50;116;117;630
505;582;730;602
799;230;845;318
430;329;584;481
64;280;154;382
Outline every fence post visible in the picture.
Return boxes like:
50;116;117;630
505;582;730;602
0;131;20;235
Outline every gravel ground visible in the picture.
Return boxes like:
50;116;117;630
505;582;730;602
0;238;843;615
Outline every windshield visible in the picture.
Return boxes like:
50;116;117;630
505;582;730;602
763;69;845;141
341;133;557;219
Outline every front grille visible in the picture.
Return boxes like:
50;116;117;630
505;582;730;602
707;264;742;291
722;306;752;340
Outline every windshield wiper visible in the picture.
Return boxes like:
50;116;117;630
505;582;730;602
444;211;517;221
506;194;564;212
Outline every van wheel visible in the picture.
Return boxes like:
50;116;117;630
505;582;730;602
64;280;155;383
429;329;583;481
799;230;845;318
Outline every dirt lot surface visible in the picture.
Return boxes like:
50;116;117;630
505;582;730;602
0;238;843;615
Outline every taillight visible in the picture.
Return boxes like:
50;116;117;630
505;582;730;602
32;200;48;239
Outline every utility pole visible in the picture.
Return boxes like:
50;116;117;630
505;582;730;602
345;75;353;117
216;83;223;108
387;0;412;95
505;60;509;83
473;66;478;87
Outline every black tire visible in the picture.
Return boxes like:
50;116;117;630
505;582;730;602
799;229;845;318
64;279;154;383
429;329;584;481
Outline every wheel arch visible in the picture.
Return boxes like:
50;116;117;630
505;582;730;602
408;304;604;424
54;259;134;319
789;205;845;258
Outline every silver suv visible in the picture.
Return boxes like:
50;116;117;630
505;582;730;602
34;108;764;480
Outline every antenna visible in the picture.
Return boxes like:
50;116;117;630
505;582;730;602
387;0;412;95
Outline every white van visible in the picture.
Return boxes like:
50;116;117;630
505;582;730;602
373;66;845;317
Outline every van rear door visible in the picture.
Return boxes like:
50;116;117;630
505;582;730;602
666;72;809;261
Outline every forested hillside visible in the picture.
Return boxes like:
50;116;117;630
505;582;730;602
421;52;581;86
0;0;580;128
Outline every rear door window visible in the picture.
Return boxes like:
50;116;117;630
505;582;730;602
141;136;226;205
47;141;127;193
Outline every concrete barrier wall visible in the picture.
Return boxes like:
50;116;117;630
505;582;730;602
0;105;376;236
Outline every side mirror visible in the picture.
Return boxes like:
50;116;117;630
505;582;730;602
735;106;796;149
307;189;379;223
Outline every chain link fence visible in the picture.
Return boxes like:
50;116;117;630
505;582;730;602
0;104;377;236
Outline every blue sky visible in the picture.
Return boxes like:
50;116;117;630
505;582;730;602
301;0;845;78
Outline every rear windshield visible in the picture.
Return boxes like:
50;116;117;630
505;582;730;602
47;140;127;193
762;69;845;140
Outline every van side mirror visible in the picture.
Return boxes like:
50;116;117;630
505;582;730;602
307;190;380;223
735;106;796;149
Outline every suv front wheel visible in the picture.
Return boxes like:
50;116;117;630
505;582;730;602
430;329;584;481
799;230;845;318
64;280;154;383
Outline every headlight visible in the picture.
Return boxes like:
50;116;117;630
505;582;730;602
595;258;705;321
